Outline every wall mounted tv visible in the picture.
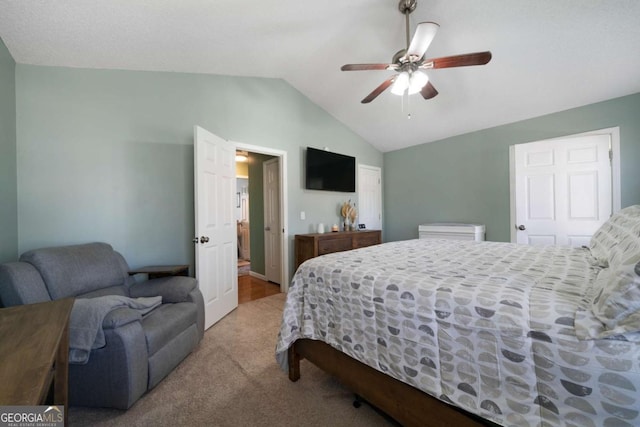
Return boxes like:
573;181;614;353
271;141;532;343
305;147;356;192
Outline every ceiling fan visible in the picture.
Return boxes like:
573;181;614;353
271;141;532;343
341;0;492;104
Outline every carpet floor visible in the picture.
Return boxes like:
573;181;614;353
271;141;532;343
69;293;395;426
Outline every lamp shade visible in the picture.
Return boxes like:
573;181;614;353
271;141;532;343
408;71;429;95
390;72;410;95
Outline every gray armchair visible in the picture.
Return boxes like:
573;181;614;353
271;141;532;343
0;242;204;409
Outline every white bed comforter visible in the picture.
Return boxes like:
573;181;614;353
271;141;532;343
276;239;640;427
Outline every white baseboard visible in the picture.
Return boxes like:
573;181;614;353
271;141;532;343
249;271;267;281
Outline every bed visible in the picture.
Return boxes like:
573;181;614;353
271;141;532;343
276;205;640;427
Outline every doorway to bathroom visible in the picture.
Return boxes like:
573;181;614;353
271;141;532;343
235;146;286;303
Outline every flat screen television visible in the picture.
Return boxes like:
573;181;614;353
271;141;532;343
305;147;356;192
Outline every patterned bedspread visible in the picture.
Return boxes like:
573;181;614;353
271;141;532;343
275;239;640;426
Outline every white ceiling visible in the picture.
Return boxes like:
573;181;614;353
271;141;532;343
1;0;640;152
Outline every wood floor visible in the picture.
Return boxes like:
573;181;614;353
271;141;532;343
238;267;280;304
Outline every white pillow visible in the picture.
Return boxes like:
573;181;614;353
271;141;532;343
591;258;640;334
589;205;640;268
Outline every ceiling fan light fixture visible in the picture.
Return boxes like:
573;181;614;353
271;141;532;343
340;0;491;104
390;72;410;95
408;70;429;95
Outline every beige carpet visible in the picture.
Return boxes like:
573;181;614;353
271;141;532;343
69;294;395;426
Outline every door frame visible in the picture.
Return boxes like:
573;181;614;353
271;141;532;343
234;141;289;292
508;126;621;243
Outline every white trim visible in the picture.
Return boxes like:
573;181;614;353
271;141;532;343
609;127;621;213
508;145;516;243
508;126;621;243
233;141;290;292
249;271;267;281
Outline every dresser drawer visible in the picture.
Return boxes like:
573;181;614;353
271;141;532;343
318;237;352;255
353;233;381;248
294;230;382;270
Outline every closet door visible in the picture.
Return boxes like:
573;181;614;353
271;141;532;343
358;164;382;231
512;133;612;247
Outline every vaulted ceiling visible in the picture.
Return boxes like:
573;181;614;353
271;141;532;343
1;0;639;152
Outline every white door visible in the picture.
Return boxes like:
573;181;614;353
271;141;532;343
513;134;612;247
194;126;238;329
358;164;382;230
263;158;281;284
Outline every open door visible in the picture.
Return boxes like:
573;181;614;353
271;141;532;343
263;158;281;284
194;126;238;329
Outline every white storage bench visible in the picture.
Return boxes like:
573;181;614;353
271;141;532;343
418;223;485;241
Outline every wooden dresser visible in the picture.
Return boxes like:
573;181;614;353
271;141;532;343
0;298;74;425
294;230;382;270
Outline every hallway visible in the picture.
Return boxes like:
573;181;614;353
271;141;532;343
238;261;280;304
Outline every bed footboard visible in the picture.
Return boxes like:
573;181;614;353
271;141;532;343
288;338;494;427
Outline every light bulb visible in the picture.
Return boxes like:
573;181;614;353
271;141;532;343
390;72;410;96
408;71;429;95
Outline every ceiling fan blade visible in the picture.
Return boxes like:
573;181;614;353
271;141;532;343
406;22;439;61
361;77;395;104
420;81;438;99
423;51;492;69
341;64;396;71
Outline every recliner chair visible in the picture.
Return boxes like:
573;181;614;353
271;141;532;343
0;242;204;409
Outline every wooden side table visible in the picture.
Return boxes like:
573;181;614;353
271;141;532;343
129;264;190;279
0;298;74;426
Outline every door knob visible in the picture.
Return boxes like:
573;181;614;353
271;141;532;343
516;225;526;231
200;236;210;243
265;226;271;231
192;237;198;244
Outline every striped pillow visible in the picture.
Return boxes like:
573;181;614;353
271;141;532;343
589;205;640;268
591;259;640;334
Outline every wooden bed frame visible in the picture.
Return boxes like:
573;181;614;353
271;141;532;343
288;339;497;427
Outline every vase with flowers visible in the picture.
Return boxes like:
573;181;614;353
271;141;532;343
340;200;357;231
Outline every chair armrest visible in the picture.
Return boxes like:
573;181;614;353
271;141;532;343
102;307;142;330
129;276;197;303
0;262;52;306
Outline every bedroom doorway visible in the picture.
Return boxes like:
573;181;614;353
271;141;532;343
509;127;621;246
235;143;289;292
194;129;289;329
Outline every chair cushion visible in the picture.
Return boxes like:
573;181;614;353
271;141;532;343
20;242;128;299
79;285;129;299
141;302;197;356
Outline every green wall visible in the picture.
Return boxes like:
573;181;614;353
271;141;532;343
14;61;639;273
15;65;382;273
384;93;640;242
0;38;17;262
